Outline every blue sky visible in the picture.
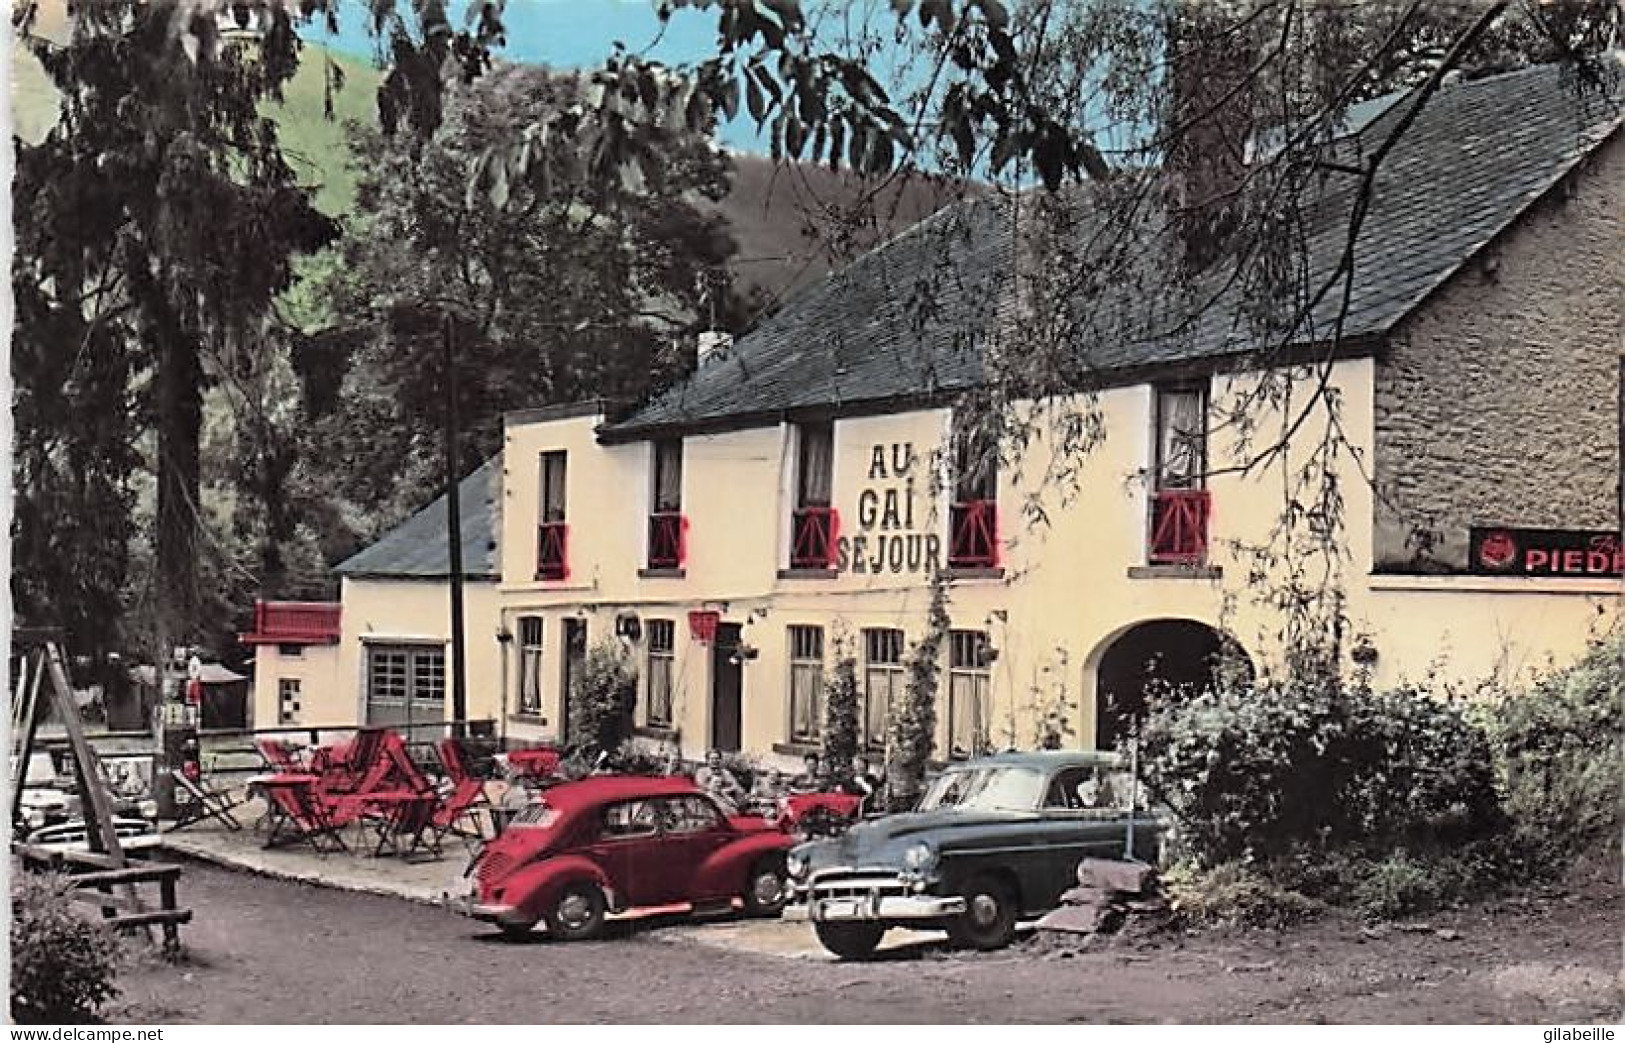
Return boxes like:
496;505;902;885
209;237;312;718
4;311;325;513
302;0;774;151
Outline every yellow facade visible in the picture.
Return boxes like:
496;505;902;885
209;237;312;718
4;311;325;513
462;357;1616;765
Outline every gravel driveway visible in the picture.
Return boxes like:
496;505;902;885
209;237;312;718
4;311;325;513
109;861;1622;1024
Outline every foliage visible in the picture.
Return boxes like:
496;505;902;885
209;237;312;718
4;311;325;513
13;0;337;654
1162;859;1324;930
822;635;861;770
1484;632;1624;860
1139;678;1501;866
885;573;951;811
307;61;745;531
567;641;639;757
11;873;122;1024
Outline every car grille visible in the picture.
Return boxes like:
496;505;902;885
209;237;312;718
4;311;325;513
475;851;516;889
804;871;911;901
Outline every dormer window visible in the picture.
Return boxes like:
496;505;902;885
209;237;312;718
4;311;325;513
537;450;568;580
1149;384;1210;565
648;440;685;570
789;422;836;571
949;416;998;569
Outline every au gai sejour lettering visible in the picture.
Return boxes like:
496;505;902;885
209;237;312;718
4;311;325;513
836;443;941;575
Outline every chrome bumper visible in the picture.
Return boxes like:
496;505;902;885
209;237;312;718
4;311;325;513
785;893;967;923
441;878;523;926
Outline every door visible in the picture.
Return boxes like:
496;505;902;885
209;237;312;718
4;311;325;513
646;795;736;905
560;619;587;743
711;623;743;752
364;644;446;728
589;798;665;907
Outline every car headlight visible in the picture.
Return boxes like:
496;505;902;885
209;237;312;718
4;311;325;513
786;850;809;882
902;842;937;873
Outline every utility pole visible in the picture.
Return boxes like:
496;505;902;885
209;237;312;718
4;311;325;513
443;312;469;737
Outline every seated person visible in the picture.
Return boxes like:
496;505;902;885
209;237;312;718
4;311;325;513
791;753;827;793
694;749;747;810
840;755;882;813
750;767;786;802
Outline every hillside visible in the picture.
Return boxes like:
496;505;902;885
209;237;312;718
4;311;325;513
11;22;956;302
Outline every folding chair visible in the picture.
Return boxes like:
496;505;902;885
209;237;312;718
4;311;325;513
369;793;443;862
261;776;348;854
254;738;308;773
434;739;494;843
168;769;247;832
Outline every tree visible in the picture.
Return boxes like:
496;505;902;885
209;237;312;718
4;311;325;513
13;1;337;657
307;62;745;531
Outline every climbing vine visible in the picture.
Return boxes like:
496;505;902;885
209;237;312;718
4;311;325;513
885;572;951;811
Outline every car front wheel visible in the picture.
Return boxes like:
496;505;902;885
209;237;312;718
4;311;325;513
741;856;789;917
946;874;1017;950
814;921;886;960
545;882;607;942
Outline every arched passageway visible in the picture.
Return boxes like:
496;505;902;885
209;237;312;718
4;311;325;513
1093;619;1251;751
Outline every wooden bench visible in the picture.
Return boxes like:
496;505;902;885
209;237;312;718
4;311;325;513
14;843;193;952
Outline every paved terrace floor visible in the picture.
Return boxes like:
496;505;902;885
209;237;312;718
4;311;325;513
157;795;941;961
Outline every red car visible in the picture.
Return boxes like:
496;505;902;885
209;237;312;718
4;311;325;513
454;775;794;941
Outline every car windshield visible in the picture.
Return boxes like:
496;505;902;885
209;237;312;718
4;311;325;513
917;766;1046;812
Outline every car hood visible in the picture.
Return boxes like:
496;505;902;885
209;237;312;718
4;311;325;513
801;807;1037;872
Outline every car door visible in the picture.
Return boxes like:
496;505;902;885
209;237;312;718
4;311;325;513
1034;767;1131;902
644;795;737;906
586;799;666;908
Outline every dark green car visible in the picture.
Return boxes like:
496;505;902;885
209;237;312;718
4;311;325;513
782;750;1164;959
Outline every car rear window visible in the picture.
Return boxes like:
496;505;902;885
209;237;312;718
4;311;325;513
510;802;560;829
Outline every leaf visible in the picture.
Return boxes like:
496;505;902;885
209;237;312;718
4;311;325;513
718;76;740;122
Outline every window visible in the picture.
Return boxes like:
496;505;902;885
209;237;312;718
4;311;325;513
277;643;304;658
790;423;836;569
947;630;992;760
278;679;302;724
365;644;446;727
660;795;722;834
602;800;660;838
787;625;825;743
537;451;568;580
1150;384;1211;564
949;415;998;568
648;440;685;568
517;616;544;716
862;628;905;748
646;619;675;728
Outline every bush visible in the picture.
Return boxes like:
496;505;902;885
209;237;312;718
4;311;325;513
1139;678;1501;865
567;641;638;756
1487;633;1623;859
1163;859;1324;928
11;873;122;1024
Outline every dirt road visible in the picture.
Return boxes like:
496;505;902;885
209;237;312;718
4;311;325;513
110;862;1621;1024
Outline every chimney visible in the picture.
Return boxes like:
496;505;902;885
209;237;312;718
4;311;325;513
697;330;733;365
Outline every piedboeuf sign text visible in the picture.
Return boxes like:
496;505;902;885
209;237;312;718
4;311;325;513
1469;527;1623;578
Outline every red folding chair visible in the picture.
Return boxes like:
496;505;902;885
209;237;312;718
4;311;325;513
260;775;349;855
255;738;308;774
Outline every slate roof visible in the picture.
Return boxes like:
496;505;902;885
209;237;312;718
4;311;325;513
335;457;501;579
605;61;1621;441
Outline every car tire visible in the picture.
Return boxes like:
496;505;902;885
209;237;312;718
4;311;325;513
544;882;607;942
946;874;1017;951
814;921;886;961
499;920;538;942
741;855;789;918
